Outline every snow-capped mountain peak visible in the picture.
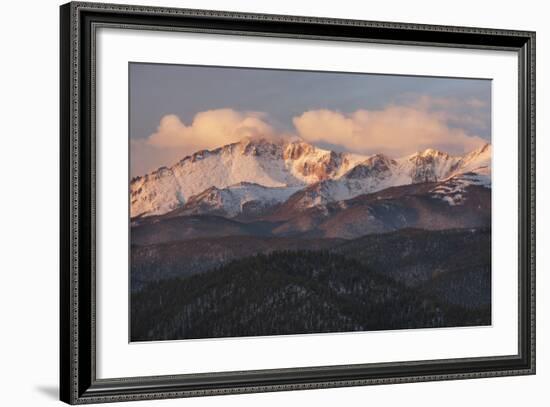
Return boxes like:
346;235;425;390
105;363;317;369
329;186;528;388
168;182;302;218
417;148;449;158
130;137;491;218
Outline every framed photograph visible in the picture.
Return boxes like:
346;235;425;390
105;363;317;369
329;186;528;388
60;1;536;404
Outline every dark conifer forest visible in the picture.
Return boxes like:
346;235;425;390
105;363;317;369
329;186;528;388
131;228;491;341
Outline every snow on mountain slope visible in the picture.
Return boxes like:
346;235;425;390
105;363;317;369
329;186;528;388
428;144;491;206
130;136;491;218
283;141;366;181
431;166;491;206
393;143;490;184
130;137;368;217
171;182;303;218
454;143;492;174
398;149;459;183
282;144;492;211
130;167;183;218
281;154;396;210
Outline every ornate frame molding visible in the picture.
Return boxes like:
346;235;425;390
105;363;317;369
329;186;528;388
60;2;535;404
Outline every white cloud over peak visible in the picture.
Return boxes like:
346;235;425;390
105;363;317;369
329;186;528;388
293;102;487;157
147;109;277;150
131;109;283;176
131;99;489;177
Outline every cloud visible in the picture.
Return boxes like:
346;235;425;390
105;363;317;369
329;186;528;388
132;100;489;177
131;109;283;176
411;94;488;110
398;94;491;134
293;103;488;157
147;109;277;150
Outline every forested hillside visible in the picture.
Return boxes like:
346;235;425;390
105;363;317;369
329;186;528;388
131;250;490;341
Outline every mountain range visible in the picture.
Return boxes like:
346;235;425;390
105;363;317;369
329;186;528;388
130;137;491;219
130;137;491;246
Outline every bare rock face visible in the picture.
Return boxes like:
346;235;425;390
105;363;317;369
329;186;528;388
283;141;316;160
344;154;395;180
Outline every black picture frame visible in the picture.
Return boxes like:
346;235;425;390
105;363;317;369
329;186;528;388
60;1;536;404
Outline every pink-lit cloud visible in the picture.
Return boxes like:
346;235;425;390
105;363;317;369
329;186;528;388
132;99;489;176
293;98;488;157
131;109;282;175
147;109;277;150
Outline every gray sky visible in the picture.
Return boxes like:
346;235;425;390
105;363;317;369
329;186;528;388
129;63;491;176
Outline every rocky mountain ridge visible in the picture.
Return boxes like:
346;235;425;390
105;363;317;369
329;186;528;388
131;137;491;218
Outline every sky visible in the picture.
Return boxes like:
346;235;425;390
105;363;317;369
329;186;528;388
130;63;491;177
